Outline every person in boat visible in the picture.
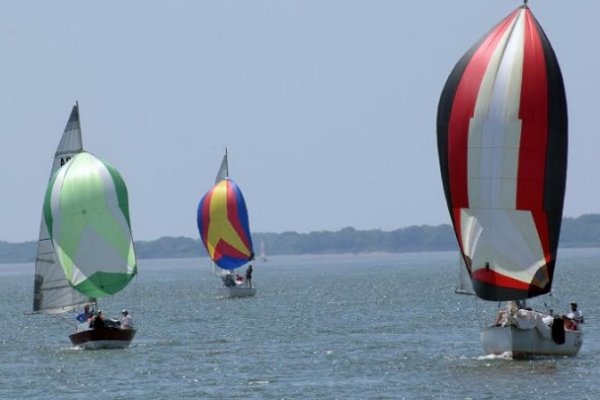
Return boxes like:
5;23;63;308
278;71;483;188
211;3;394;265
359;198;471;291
120;309;133;330
246;264;253;288
76;304;93;323
494;309;507;326
494;301;519;326
89;310;105;329
563;302;584;330
567;303;584;323
235;274;244;285
222;272;236;288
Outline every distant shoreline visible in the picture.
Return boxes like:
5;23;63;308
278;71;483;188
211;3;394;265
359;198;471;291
1;213;598;264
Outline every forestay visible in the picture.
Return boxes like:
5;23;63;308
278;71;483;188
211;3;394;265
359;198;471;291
437;5;567;301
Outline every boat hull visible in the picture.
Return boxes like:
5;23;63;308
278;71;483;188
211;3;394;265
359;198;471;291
69;328;136;350
482;325;582;359
217;286;256;298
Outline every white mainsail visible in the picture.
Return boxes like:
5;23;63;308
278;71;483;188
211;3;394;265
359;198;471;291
215;148;229;183
33;103;94;314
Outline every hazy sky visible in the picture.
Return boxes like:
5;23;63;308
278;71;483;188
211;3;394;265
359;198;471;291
1;1;598;242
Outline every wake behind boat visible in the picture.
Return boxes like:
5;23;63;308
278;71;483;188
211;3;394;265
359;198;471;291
33;103;137;349
197;149;256;298
437;3;581;358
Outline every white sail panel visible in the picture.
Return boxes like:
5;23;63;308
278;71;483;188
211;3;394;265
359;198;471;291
467;10;524;211
460;209;545;283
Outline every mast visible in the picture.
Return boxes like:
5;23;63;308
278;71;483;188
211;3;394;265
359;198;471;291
75;101;82;138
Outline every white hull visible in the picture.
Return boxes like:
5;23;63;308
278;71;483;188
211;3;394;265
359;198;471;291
482;325;582;359
217;286;256;298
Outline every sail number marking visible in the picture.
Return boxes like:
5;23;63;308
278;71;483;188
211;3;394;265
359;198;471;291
60;157;71;166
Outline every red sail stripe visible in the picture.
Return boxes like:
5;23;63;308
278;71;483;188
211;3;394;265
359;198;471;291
214;240;251;262
447;10;519;244
200;189;214;251
225;181;251;253
472;268;531;291
516;10;551;261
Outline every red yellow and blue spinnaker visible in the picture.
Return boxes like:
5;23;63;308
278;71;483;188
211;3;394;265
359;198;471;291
197;179;254;270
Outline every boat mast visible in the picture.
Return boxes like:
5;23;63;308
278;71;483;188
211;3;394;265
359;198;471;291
224;147;229;178
75;100;83;146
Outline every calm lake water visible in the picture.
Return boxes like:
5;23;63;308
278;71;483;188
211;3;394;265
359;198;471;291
1;250;599;399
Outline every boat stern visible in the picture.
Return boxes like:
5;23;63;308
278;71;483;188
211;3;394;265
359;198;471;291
481;325;513;356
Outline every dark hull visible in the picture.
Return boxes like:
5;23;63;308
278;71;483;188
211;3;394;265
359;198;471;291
69;328;136;349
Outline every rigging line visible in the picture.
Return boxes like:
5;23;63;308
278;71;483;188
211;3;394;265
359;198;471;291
128;272;139;323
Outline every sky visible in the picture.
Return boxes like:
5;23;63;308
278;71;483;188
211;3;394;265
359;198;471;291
0;0;598;242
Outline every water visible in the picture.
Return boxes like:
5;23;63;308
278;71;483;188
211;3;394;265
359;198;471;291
1;250;599;399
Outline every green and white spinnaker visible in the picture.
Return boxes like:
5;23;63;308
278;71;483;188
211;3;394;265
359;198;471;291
43;152;137;299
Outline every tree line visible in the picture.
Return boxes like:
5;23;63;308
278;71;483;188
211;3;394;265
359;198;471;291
1;213;599;263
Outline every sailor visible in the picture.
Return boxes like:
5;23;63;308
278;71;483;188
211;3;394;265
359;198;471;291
494;309;508;326
566;302;584;324
76;304;93;323
222;272;235;287
246;264;253;288
120;309;133;330
90;311;105;329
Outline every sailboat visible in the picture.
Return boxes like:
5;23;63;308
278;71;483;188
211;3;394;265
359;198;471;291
437;2;582;358
260;238;267;262
197;149;256;298
33;103;137;349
